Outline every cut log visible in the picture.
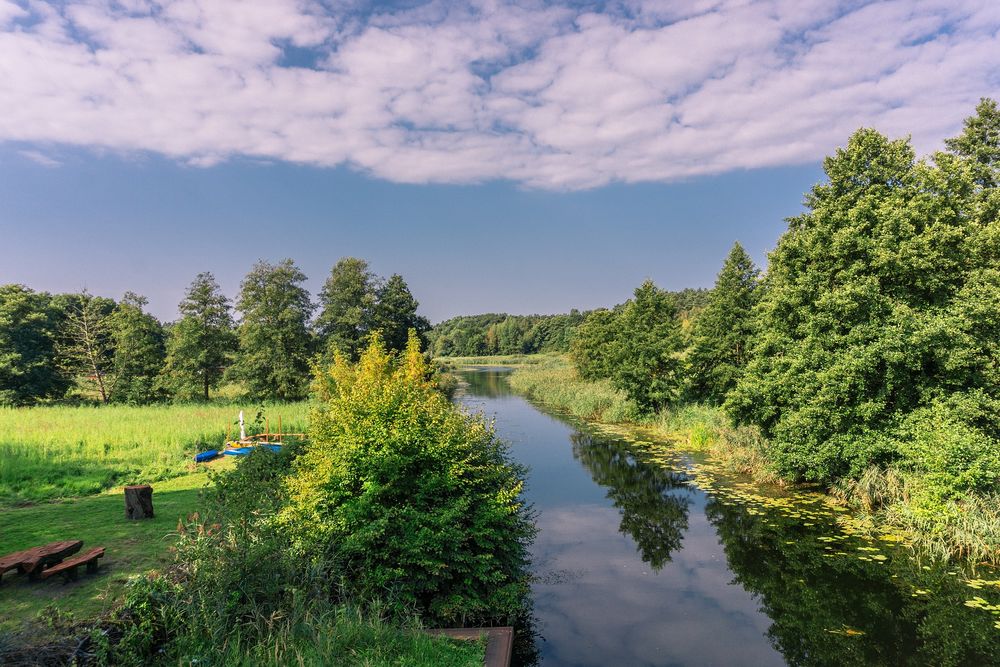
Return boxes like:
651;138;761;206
124;484;154;520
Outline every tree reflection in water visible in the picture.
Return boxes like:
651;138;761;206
570;432;694;569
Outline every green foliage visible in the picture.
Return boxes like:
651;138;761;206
0;284;67;405
282;333;534;624
569;281;685;413
371;273;431;353
686;242;760;403
159;272;235;401
315;257;377;360
727;108;1000;485
56;290;118;403
106;292;166;404
229;259;315;400
569;308;621;380
507;355;642;423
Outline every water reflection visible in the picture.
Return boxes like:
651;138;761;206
457;368;1000;666
571;432;692;569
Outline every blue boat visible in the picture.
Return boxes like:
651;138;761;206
194;449;219;463
223;447;254;456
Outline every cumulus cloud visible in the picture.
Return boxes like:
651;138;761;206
1;0;998;189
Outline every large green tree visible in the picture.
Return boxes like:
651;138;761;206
315;257;376;360
106;292;166;403
0;284;67;405
371;273;431;353
608;280;685;413
686;242;760;404
727;103;1000;487
160;272;235;401
230;259;314;400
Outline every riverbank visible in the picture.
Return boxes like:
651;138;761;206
443;355;1000;566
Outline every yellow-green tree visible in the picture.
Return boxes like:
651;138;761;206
282;332;534;624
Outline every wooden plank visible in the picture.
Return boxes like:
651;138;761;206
426;627;513;667
38;547;105;582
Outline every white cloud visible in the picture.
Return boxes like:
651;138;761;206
18;149;61;166
1;0;998;189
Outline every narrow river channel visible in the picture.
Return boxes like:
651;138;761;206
456;367;1000;667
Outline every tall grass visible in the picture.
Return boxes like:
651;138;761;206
0;402;310;504
506;356;642;422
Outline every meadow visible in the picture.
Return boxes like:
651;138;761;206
0;401;310;505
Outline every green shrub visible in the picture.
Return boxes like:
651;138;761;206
281;333;535;625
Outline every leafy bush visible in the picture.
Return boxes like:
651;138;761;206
281;333;535;625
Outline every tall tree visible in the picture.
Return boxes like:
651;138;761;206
944;97;1000;187
727;116;999;485
106;292;166;403
686;242;760;404
371;273;430;353
230;259;314;400
608;280;685;413
315;257;376;360
0;284;67;405
57;291;117;403
160;272;235;401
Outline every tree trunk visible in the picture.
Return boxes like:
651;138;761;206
124;485;154;520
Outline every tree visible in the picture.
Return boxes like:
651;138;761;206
281;333;534;624
686;242;760;403
608;280;685;413
160;272;235;401
315;257;376;360
370;273;430;353
57;290;117;403
0;284;67;405
229;260;314;400
570;308;620;380
726;116;999;486
106;292;166;403
944;97;1000;187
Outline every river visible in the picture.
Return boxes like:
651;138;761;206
456;367;1000;667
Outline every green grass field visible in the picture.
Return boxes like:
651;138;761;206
0;464;228;630
0;402;310;505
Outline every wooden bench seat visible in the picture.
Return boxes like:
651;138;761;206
37;547;105;582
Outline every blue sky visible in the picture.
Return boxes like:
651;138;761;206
1;0;998;321
1;146;821;322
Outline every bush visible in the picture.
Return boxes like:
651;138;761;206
281;333;535;625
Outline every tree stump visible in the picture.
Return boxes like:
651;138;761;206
124;485;154;520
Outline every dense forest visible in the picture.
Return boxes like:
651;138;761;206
428;288;709;357
0;257;429;405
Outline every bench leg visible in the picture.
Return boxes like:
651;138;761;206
86;560;99;574
61;566;79;584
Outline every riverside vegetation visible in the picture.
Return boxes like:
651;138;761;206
446;99;1000;565
1;334;531;665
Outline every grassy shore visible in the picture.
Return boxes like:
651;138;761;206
471;354;999;565
0;402;309;505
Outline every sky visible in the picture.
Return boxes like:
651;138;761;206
2;0;999;322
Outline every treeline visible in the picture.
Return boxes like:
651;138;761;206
0;257;428;405
428;288;708;358
571;99;1000;510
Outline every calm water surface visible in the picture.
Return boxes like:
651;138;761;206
457;368;1000;667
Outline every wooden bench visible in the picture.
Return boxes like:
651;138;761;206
37;547;105;583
